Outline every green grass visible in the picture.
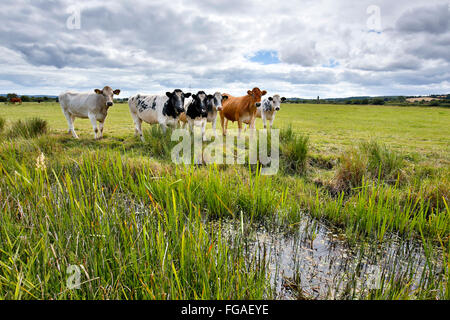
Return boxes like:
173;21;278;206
0;102;449;300
0;116;5;133
7;118;48;139
0;102;448;165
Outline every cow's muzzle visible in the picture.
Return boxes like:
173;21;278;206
256;102;261;107
275;107;280;111
107;102;113;107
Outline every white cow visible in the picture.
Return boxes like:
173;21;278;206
244;94;286;130
59;86;121;139
128;89;191;141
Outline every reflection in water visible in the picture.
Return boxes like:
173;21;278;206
220;216;443;299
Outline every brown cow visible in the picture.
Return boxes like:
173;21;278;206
220;87;267;136
10;97;22;104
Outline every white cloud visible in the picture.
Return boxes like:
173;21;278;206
0;0;449;98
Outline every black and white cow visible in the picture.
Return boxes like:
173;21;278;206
179;91;229;140
128;89;191;141
244;94;286;130
179;91;208;141
205;92;228;137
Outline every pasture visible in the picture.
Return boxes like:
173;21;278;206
1;102;449;164
0;101;449;299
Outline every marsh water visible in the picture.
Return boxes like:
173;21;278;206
220;215;444;299
132;200;444;299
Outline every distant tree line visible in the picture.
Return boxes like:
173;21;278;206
1;94;128;104
0;93;57;103
285;95;449;107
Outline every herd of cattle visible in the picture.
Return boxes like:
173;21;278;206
59;86;286;141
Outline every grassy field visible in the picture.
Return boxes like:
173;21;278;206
1;102;448;165
0;102;449;299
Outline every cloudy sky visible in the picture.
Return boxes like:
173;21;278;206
0;0;449;98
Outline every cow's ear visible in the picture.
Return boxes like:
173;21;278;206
184;93;192;98
281;97;286;102
268;97;273;101
166;92;172;97
207;94;213;99
192;94;197;99
222;95;228;100
247;90;252;96
113;89;121;95
262;90;267;96
95;89;102;94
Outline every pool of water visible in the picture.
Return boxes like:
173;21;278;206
220;215;444;299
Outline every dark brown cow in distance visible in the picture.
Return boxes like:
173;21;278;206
10;97;22;104
220;87;267;136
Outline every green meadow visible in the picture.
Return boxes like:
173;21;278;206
1;102;448;164
0;102;449;299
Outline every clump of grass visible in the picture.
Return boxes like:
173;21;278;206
142;126;176;160
332;148;367;193
360;141;405;182
411;176;450;214
332;141;405;193
0;150;270;299
280;125;309;175
0;116;5;133
7;117;48;139
310;180;450;241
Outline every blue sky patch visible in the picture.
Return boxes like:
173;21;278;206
322;58;340;68
249;50;280;65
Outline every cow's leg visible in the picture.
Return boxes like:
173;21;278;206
131;111;144;141
220;113;227;136
237;120;242;137
201;119;207;141
249;116;256;137
262;114;267;129
98;120;105;139
212;117;218;137
160;123;168;134
63;110;78;139
70;114;77;134
88;113;99;140
269;117;274;130
136;119;144;141
224;119;230;136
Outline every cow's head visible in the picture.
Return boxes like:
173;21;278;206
166;89;192;115
267;95;287;111
206;92;228;112
247;87;267;108
95;86;121;107
191;91;208;116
